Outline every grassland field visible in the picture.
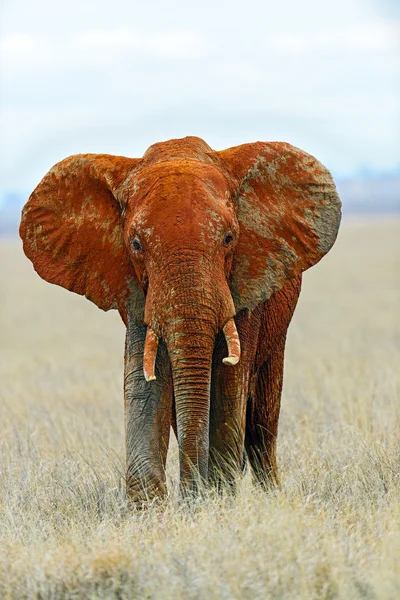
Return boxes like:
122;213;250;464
0;217;399;599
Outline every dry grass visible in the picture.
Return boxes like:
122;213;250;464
0;217;399;599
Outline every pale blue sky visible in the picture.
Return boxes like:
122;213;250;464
1;0;399;197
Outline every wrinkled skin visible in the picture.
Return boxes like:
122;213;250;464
20;136;341;504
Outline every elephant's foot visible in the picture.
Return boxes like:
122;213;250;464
208;449;243;494
245;411;281;491
126;471;167;508
245;444;281;491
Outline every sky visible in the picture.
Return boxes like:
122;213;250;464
0;0;399;198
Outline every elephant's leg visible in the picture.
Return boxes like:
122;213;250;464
124;320;173;506
209;310;261;489
245;277;301;488
245;340;286;489
209;344;247;489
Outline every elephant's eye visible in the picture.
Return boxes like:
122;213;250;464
132;239;142;251
224;233;234;246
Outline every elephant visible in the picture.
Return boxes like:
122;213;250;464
20;136;341;504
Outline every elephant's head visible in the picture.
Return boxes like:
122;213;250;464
20;136;341;486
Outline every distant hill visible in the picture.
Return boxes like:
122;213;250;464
336;172;400;215
1;173;399;235
0;191;28;236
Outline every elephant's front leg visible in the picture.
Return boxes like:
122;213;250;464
124;319;173;506
209;310;261;488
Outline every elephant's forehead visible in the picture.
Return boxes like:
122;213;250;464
126;163;235;243
136;160;228;190
132;161;233;213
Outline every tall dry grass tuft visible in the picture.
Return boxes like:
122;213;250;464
0;217;399;599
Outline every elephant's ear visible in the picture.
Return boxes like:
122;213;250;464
218;142;341;311
20;153;144;323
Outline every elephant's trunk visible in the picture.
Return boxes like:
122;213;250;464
162;291;217;490
168;331;214;489
143;255;238;491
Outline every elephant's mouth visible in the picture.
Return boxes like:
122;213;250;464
142;317;241;382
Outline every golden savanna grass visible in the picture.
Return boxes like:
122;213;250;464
0;218;399;599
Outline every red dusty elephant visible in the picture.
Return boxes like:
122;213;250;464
20;136;341;503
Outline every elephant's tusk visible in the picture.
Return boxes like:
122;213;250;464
222;317;241;366
143;326;158;382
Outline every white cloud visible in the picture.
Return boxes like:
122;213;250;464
76;28;206;59
269;20;400;53
0;33;51;69
1;33;39;54
343;21;400;52
0;28;207;77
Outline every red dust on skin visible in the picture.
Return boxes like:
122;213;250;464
122;159;239;339
19;136;341;502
